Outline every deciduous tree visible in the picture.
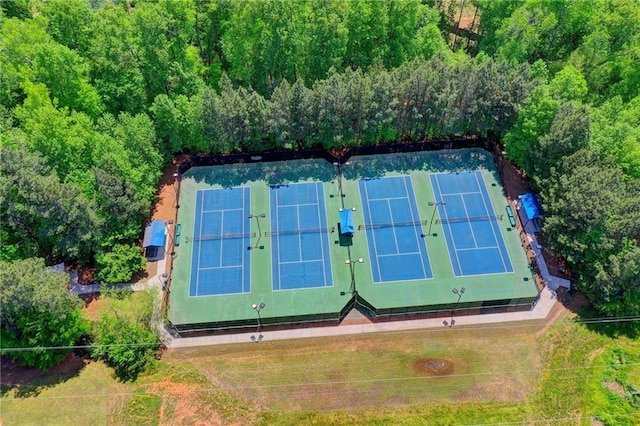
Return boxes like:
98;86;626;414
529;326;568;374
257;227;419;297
0;258;88;369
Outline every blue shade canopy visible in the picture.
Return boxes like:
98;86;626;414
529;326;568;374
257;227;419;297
521;193;542;220
143;220;166;248
339;209;354;235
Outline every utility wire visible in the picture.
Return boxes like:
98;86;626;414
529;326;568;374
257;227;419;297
2;314;639;352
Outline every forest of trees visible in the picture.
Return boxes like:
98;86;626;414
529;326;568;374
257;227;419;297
1;0;639;368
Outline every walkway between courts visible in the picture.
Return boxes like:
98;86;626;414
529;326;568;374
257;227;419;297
68;242;169;296
164;286;557;348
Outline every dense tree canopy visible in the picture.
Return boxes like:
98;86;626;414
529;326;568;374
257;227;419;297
0;0;638;336
0;258;88;369
486;0;639;315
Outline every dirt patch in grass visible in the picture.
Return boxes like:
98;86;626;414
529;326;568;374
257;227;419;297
147;381;223;426
82;294;109;321
412;358;455;376
602;381;625;397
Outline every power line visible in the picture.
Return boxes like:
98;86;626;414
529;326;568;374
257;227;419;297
2;313;639;353
468;413;640;425
4;362;639;396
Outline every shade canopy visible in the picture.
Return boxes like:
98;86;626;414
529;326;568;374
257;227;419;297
521;193;542;220
143;220;166;248
339;209;354;235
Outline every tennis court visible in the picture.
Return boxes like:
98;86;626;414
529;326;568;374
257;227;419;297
189;187;252;296
270;182;334;290
168;150;539;332
359;176;433;282
430;171;513;277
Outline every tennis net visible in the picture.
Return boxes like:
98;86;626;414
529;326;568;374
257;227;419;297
187;232;256;242
358;220;428;230
436;214;503;224
265;227;335;237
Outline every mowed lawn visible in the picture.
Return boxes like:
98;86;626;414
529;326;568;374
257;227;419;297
2;310;640;425
1;361;131;425
167;323;541;412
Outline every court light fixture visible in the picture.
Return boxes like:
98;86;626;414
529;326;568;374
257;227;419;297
448;287;466;327
345;258;364;265
160;273;168;290
251;302;266;342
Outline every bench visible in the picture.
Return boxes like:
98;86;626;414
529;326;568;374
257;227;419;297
505;205;517;227
174;223;182;246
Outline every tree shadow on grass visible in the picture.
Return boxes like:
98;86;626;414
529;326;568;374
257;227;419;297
0;352;88;399
555;288;640;340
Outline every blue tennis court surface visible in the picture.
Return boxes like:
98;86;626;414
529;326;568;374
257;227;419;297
430;171;513;276
270;182;333;290
189;187;251;296
359;176;433;282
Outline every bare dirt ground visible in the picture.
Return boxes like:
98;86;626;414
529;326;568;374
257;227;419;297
139;154;189;282
501;155;572;276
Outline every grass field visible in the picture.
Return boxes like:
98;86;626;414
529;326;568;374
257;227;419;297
2;307;640;425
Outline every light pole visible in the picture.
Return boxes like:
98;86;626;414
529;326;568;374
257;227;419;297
251;302;265;342
447;287;465;327
344;258;364;296
172;172;180;208
165;219;176;257
160;273;168;291
427;200;447;236
248;213;266;250
333;161;350;202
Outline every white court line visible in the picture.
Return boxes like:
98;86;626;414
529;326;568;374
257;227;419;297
456;246;499;252
433;175;463;274
279;202;320;208
459;193;479;248
387;199;401;254
314;182;331;286
279;259;325;265
296;205;303;263
195;191;205;296
200;207;244;213
280;259;324;265
218;210;225;269
366;195;413;201
199;265;243;271
268;188;276;290
438;190;483;196
363;181;383;280
403;176;429;278
274;187;281;290
474;171;510;272
242;187;248;292
378;251;421;257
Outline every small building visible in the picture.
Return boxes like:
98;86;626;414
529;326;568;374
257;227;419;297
339;208;355;236
143;220;166;260
519;193;543;232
